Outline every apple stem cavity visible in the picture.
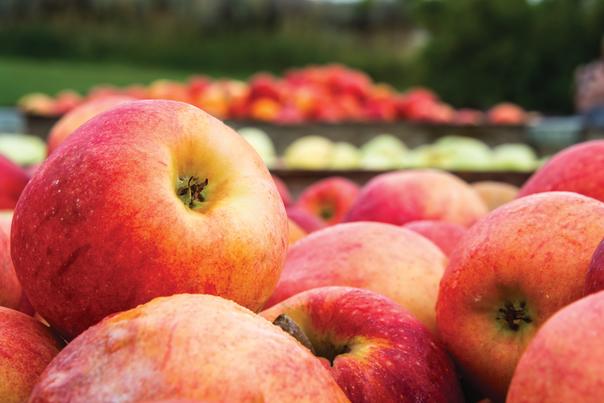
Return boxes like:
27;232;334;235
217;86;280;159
177;176;208;209
496;300;533;331
319;206;334;221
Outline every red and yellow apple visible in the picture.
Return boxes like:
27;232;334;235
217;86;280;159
403;220;467;257
0;155;30;209
288;219;307;245
345;170;488;226
0;228;22;311
472;181;519;211
262;287;463;403
266;222;447;331
296;177;359;225
272;175;292;207
0;307;63;402
436;192;604;401
12;100;288;339
30;294;348;402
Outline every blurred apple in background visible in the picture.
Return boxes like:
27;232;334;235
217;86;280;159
30;294;348;402
0;210;12;235
283;135;334;169
0;155;30;209
272;175;293;207
266;222;447;332
286;206;326;233
18;93;58;116
472;181;519;211
238;127;277;168
423;136;493;171
296;177;359;225
454;108;484;125
492;143;538;171
0;134;46;166
288;219;307;245
329;142;361;169
403;220;467;257
488;103;527;125
359;134;407;170
263;287;464;403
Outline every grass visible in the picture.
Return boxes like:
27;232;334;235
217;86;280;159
0;56;250;106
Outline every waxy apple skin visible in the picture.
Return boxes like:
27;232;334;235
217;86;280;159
29;294;348;403
266;222;447;331
345;170;487;226
518;140;604;202
296;177;359;225
0;155;30;210
436;192;604;401
262;287;463;403
0;307;63;403
403;220;467;257
12;100;288;339
508;290;604;403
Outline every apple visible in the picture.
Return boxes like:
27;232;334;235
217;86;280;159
0;210;12;234
403;220;467;257
492;144;537;171
0;307;63;403
518;140;604;202
18;93;58;116
329;142;361;170
436;192;604;401
345;169;488;227
249;98;282;122
487;103;527;125
0;155;30;209
284;136;334;169
584;238;604;294
507;290;604;403
288;219;307;245
11;100;288;339
147;79;189;102
472;181;519;211
426;136;493;171
29;294;348;402
272;175;292;207
0;227;21;311
262;286;464;403
238;127;277;168
265;222;447;331
454;108;484;125
47;95;134;154
286;206;326;233
359;134;407;170
0;134;47;166
296;177;359;225
52;90;83;115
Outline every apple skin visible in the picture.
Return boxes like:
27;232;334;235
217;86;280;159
584;238;604;294
507;290;604;403
0;307;63;403
47;95;134;154
286;206;327;233
0;227;22;311
436;192;604;401
518;140;604;202
296;177;359;225
403;220;467;257
272;175;293;207
344;169;488;227
262;287;463;403
472;181;519;211
29;294;348;402
0;155;30;210
12;100;288;339
288;219;307;245
265;222;447;331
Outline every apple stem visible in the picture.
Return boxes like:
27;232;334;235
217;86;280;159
496;301;532;331
272;314;316;354
176;176;208;209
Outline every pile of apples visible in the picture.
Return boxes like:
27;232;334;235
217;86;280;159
18;64;528;125
241;128;541;171
2;98;604;402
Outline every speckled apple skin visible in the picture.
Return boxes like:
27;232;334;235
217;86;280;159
344;170;488;226
12;100;288;339
518;140;604;202
507;290;604;403
296;177;359;225
436;192;604;401
403;220;467;257
0;307;62;403
262;286;463;403
265;222;447;331
29;294;349;403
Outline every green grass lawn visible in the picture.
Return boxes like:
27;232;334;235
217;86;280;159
0;57;247;106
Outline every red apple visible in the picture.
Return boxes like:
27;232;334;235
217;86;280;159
518;140;604;202
0;307;63;402
296;177;359;225
47;95;134;154
345;170;488;227
12;100;288;339
0;155;30;209
487;103;526;125
584;237;604;294
272;175;292;206
266;222;447;331
286;206;326;233
262;287;464;403
403;220;467;257
472;181;519;211
507;290;604;403
0;227;21;311
436;192;604;401
30;294;348;402
454;109;484;125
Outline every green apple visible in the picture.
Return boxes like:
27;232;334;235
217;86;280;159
238;127;277;168
284;136;334;170
0;134;46;166
360;134;407;170
492;143;538;171
329;142;360;170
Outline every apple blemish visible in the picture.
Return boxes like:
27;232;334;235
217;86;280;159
177;175;209;209
496;300;532;331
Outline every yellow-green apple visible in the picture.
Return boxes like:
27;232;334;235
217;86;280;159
471;181;519;211
436;192;604;401
11;100;288;339
288;219;307;245
0;210;12;234
238;127;277;168
296;177;359;225
47;95;134;154
29;294;348;402
359;134;407;170
283;136;334;169
0;155;30;209
262;287;463;403
403;220;467;257
345;170;488;226
0;307;63;402
329;142;361;169
518;140;604;202
272;175;292;206
492;144;538;171
0;134;47;166
585;238;604;294
487;103;526;125
507;290;604;403
286;206;326;233
265;222;447;331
